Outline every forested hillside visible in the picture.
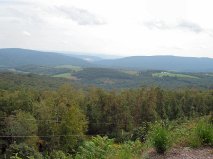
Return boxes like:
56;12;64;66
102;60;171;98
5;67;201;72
1;48;213;72
95;56;213;72
0;72;73;90
1;70;213;90
0;82;212;158
0;48;92;67
0;49;213;158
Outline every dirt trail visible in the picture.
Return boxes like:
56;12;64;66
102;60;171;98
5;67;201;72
146;147;213;159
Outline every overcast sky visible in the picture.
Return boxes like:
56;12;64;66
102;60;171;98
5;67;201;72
0;0;213;58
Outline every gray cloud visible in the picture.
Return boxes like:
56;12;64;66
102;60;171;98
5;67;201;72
143;20;170;30
177;21;203;33
57;7;106;25
0;0;30;5
0;6;45;25
23;31;31;37
144;20;204;33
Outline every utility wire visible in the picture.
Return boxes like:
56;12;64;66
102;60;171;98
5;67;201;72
0;134;106;138
0;116;128;125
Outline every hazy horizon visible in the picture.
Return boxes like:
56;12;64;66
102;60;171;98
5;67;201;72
1;0;213;58
1;47;213;59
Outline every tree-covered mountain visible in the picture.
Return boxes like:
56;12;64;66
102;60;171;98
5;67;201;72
95;56;213;72
1;48;213;72
0;48;93;67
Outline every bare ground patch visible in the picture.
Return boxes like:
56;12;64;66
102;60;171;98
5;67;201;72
144;147;213;159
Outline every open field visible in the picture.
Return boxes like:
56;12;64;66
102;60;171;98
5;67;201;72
55;65;82;71
52;73;71;78
152;72;199;79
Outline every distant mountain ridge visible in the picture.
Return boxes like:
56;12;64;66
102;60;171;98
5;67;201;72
0;48;213;72
0;48;92;67
94;56;213;72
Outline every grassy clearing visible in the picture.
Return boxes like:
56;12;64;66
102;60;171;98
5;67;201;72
55;65;82;71
120;70;139;76
205;73;213;77
193;119;213;146
52;73;71;78
52;73;78;80
152;72;199;79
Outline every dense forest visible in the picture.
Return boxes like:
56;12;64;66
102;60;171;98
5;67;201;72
0;82;212;158
1;70;213;90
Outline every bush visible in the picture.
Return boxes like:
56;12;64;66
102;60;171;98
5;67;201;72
148;123;170;154
50;150;72;159
169;119;196;147
6;143;42;159
194;119;213;146
115;140;143;159
110;131;131;143
75;136;143;159
75;136;114;159
10;153;23;159
189;133;202;148
130;123;149;142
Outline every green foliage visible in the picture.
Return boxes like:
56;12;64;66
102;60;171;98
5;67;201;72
75;136;143;159
130;124;150;142
189;133;202;148
7;143;42;159
50;150;72;159
0;72;74;90
115;140;143;159
10;153;23;159
75;136;114;159
168;119;194;147
4;111;38;143
0;74;213;158
16;65;75;76
52;73;72;79
1;67;213;90
55;65;82;71
152;72;199;79
148;123;171;154
194;119;213;146
73;69;213;89
73;68;133;81
60;106;88;153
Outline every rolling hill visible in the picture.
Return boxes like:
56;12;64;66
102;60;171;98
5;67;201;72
0;48;213;72
95;56;213;72
0;48;92;67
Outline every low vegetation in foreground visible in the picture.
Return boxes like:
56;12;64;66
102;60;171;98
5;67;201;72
0;84;212;158
4;117;213;159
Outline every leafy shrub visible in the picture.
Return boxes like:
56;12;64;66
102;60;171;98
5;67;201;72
194;119;213;146
75;136;114;159
112;131;131;143
59;106;88;153
50;150;72;159
169;119;196;147
148;123;170;154
115;140;143;159
4;111;38;144
130;123;149;142
75;136;143;159
7;143;42;159
189;133;202;148
10;153;23;159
